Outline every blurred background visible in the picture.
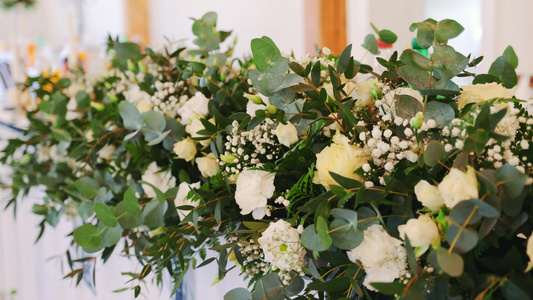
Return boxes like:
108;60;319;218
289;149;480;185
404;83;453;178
0;0;531;299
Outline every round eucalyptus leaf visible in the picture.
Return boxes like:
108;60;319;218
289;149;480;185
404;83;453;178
435;248;464;277
73;224;102;249
301;225;329;252
224;288;252;300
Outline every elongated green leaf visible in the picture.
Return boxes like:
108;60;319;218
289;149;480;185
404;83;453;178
503;45;519;69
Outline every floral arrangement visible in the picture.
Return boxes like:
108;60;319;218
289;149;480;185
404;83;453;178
1;0;35;9
3;12;533;299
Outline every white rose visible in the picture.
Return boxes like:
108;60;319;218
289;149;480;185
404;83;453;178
186;118;214;147
196;153;219;178
438;166;479;208
457;83;514;109
141;162;176;198
313;132;368;189
98;144;116;161
275;122;298;147
178;92;210;124
347;225;406;291
174;181;201;220
398;214;440;248
526;231;533;272
173;138;197;162
351;78;383;107
235;169;275;219
136;99;154;113
414;180;444;211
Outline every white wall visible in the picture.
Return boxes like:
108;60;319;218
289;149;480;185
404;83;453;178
347;0;424;63
148;0;306;58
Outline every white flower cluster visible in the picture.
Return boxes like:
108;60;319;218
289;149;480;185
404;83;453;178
257;219;306;284
439;104;533;175
347;224;407;291
220;119;281;180
150;81;189;118
235;238;270;276
146;56;178;81
357;115;422;184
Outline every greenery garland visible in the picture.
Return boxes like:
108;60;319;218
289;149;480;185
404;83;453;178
2;12;533;299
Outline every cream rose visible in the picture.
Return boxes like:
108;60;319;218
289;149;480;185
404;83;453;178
136;99;154;113
174;181;202;220
235;169;275;219
438;166;479;208
178;92;210;124
457;83;514;109
414;180;444;211
313;132;368;189
275;122;298;147
186;118;214;147
196;153;219;178
398;214;440;248
351;78;383;107
98;144;117;161
173;138;197;162
141;162;176;198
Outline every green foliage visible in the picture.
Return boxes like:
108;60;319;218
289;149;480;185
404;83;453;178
3;13;533;300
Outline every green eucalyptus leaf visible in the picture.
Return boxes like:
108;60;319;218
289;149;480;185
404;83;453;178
400;49;433;71
316;216;332;249
224;288;252;300
394;94;423;119
370;282;405;295
124;188;142;218
119;101;144;131
100;222;122;247
362;34;378;55
435;248;464;277
379;29;398;44
251;36;283;72
502;45;519;69
424;141;446;167
496;164;527;198
446;222;479;253
73;224;102;249
488;56;518;88
301;225;329;252
425;101;455;128
142;200;168;229
94;203;118;227
434;19;464;43
114;201;144;229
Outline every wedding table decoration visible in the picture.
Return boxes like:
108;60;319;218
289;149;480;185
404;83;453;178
2;12;533;299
